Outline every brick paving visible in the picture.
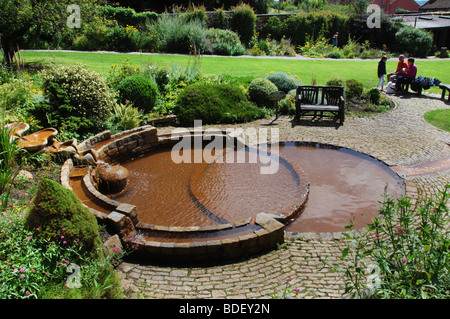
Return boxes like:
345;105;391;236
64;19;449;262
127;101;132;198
117;93;450;299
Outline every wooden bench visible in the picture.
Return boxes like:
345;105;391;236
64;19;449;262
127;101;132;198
295;85;345;124
439;84;450;101
402;83;422;96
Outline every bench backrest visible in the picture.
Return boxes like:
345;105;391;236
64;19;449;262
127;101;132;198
296;85;344;106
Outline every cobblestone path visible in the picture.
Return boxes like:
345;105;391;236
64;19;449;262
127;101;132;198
117;93;450;299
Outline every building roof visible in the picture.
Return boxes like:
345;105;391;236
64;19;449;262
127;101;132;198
397;13;450;28
419;0;450;11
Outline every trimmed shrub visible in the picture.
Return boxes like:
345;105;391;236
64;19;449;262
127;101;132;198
117;75;160;112
393;26;433;58
101;6;158;26
174;83;265;126
345;79;364;99
248;78;278;107
266;72;301;93
33;64;115;138
24;178;102;253
206;28;246;56
230;3;256;46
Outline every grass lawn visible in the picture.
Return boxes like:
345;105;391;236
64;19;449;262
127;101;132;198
424;109;450;132
20;50;450;94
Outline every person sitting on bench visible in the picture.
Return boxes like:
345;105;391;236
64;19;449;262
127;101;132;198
387;55;408;82
395;58;417;92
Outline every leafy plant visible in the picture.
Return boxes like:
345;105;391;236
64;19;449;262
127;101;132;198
0;203;125;299
33;64;115;138
106;101;145;132
345;79;364;99
335;186;450;299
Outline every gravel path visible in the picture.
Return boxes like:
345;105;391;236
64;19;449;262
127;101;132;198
117;93;450;299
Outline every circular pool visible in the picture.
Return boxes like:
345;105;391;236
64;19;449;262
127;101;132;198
64;127;405;262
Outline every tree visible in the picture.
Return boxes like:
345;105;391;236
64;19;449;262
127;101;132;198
0;0;102;66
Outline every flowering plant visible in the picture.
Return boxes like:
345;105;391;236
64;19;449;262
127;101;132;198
334;185;450;299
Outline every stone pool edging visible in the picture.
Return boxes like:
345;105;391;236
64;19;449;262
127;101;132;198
61;125;418;263
61;126;291;262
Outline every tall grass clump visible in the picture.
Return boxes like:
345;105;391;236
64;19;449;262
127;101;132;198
157;13;207;54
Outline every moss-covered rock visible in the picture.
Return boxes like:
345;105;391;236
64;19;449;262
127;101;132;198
25;178;101;252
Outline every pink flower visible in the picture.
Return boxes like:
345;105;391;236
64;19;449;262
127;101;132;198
19;275;24;279
286;278;292;282
19;268;25;273
63;241;67;244
61;235;64;239
401;258;408;265
62;228;66;231
25;291;30;296
294;288;300;293
28;236;32;240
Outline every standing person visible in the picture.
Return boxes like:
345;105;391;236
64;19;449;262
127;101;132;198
387;55;408;82
395;58;417;92
332;32;339;47
377;56;388;91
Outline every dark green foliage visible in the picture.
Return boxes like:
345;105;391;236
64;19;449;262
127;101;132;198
248;78;278;107
366;88;381;105
33;65;114;138
266;72;301;93
348;14;403;52
100;6;158;26
174;83;266;126
326;77;345;86
117;75;160;112
345;79;364;99
25;179;101;253
208;8;228;29
206;28;246;56
230;3;256;46
393;26;433;58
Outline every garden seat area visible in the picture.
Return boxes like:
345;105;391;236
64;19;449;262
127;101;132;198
295;85;345;124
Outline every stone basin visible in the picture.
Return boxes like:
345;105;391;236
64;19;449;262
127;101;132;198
44;139;78;156
18;128;58;152
4;122;30;142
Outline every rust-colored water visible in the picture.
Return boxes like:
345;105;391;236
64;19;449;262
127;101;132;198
279;143;404;233
70;142;405;235
112;146;303;227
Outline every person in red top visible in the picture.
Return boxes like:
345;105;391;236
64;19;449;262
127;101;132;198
388;55;408;82
395;58;417;92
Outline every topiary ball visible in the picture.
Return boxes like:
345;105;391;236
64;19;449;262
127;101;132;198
266;72;301;93
248;78;278;107
117;75;160;112
25;178;101;253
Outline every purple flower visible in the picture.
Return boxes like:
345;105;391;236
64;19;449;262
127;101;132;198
401;258;408;265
